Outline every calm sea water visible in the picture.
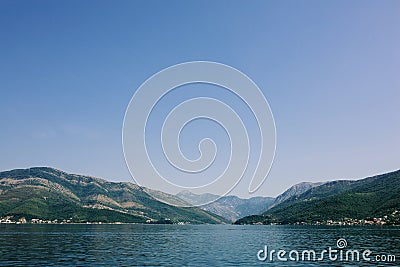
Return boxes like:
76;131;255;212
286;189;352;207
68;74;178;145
0;224;399;266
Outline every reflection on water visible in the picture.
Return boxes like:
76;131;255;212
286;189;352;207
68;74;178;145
0;224;399;266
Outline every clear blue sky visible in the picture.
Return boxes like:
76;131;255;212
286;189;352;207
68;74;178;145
0;0;399;197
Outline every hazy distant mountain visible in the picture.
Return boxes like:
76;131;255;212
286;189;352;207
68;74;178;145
0;167;228;224
235;169;400;225
177;191;274;222
177;190;219;206
203;195;275;222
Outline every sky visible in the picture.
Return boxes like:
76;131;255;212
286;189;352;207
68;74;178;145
0;0;399;198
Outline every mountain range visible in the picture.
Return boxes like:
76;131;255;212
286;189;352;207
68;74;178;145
1;167;399;225
0;167;227;224
177;191;274;222
235;169;400;225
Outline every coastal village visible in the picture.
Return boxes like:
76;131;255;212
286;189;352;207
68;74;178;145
0;216;89;224
295;210;400;226
0;215;190;225
244;210;400;226
1;210;399;226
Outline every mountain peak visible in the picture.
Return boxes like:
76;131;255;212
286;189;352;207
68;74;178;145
265;181;325;211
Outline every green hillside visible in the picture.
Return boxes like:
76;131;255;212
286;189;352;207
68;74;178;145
235;170;400;225
0;167;228;224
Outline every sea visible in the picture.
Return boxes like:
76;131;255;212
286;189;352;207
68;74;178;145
0;224;399;266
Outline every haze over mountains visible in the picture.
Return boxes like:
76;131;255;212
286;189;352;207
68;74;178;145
1;167;399;225
176;181;328;222
177;191;274;222
0;167;316;223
